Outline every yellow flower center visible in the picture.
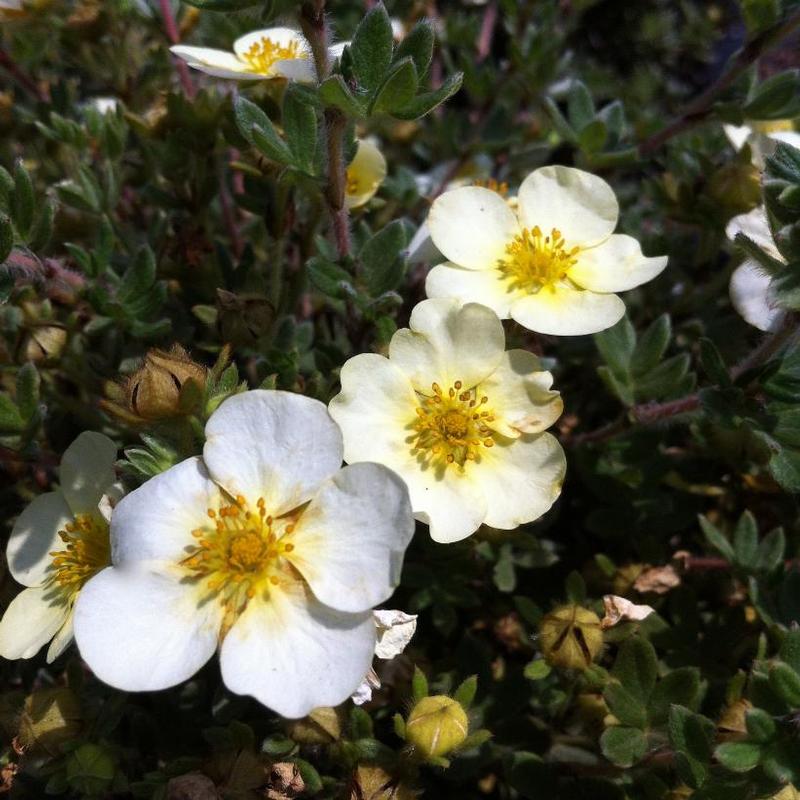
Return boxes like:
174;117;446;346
48;514;111;600
473;178;509;197
497;226;579;292
409;381;496;471
182;495;296;629
241;37;305;75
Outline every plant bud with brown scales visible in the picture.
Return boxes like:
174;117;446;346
538;605;604;670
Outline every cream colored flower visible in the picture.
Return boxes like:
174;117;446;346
424;165;668;336
329;299;566;543
171;28;345;83
725;206;786;332
0;432;118;663
73;391;414;719
724;121;800;169
345;139;387;210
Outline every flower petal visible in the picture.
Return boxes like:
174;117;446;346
726;206;780;259
111;457;220;567
345;139;387;210
47;611;74;663
388;299;505;391
220;583;375;718
428;186;519;270
425;263;514;318
729;260;785;332
479;350;563;436
7;491;72;587
73;568;221;691
271;58;316;82
510;284;625;336
169;46;261;80
517;165;618;248
204;391;343;517
233;27;308;60
569;234;667;293
0;587;69;660
59;431;117;515
373;609;417;659
723;124;751;151
286;463;414;614
479;432;566;530
329;354;417;471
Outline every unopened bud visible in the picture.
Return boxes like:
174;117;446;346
538;605;603;670
265;762;304;800
708;163;761;213
350;765;416;800
21;325;68;363
405;695;468;759
125;344;206;421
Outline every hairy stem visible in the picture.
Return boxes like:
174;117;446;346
159;0;196;99
638;8;800;156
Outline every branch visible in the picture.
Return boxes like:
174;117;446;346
0;48;47;102
638;8;800;156
159;0;196;99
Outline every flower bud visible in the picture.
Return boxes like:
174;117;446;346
405;696;468;759
350;765;416;800
125;344;206;421
708;163;761;214
538;605;603;670
20;325;68;363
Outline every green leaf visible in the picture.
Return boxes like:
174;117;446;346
523;660;552;680
768;444;800;492
12;161;34;238
0;394;24;433
604;682;648;728
744;708;777;743
360;220;407;296
631;314;671;376
668;706;715;789
733;511;759;568
350;2;393;92
453;675;477;709
600;726;647;767
648;668;701;724
306;257;352;299
699;515;735;561
595;316;635;380
779;628;800;673
234;97;292;165
318;76;367;118
611;636;657;703
180;0;260;8
411;666;428;701
744;70;800;120
634;353;692;399
371;58;418;115
393;72;463;120
567;80;595;132
597;365;635;406
578;119;608;153
769;661;800;706
282;85;318;175
0;212;12;263
714;741;762;772
699;337;731;386
756;527;785;573
393;20;434;79
66;744;115;795
291;758;322;794
15;362;40;420
29;196;55;252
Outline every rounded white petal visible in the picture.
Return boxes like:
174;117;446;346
723;124;752;152
46;611;74;663
428;186;520;270
479;350;563;437
729;260;785;332
407;468;488;543
328;41;349;60
169;46;261;80
768;130;800;150
345;139;387;210
517;165;619;248
287;463;414;614
389;299;505;391
272;58;316;82
7;491;72;587
569;234;667;293
204;391;343;517
233;28;308;60
111;457;220;567
329;354;417;470
479;432;566;530
220;584;375;718
59;431;117;514
0;587;69;660
725;206;780;259
510;284;625;336
73;568;221;691
425;263;514;318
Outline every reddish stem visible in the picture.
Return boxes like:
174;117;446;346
158;0;196;99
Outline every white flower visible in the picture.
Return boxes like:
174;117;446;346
170;28;346;83
352;609;417;705
424;165;668;336
725;206;786;332
329;298;566;543
73;391;414;719
345;139;387;210
0;432;118;663
724;121;800;169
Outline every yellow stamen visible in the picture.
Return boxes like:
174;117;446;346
48;513;110;601
242;37;305;75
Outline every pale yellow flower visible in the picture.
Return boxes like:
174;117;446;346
345;139;387;210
